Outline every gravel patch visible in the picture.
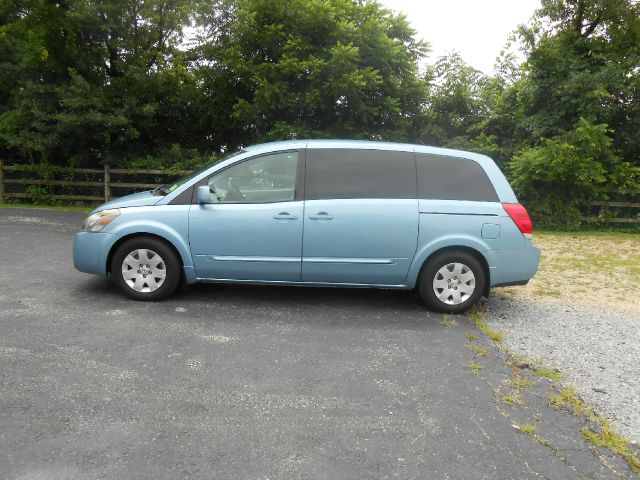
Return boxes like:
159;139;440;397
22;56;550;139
484;294;640;444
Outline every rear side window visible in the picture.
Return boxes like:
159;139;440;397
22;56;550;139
416;154;498;202
305;149;416;200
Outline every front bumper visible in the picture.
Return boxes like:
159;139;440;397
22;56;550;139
73;231;118;276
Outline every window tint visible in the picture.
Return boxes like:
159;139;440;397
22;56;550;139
305;149;416;200
416;154;498;202
205;151;298;203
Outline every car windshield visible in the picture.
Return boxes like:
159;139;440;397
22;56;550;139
154;150;245;196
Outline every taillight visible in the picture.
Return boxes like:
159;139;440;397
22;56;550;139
502;203;533;239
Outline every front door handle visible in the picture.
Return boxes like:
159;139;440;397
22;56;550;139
273;212;298;220
309;212;333;220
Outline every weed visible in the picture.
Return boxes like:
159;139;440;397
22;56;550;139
513;422;552;446
467;343;489;357
581;426;640;475
484;327;505;343
466;305;484;324
467;361;483;374
515;353;533;363
550;386;640;474
515;423;537;435
550;386;597;419
534;367;562;382
467;306;504;343
441;314;458;327
536;436;552;447
506;352;562;381
499;393;522;405
465;332;478;341
495;388;522;405
510;376;534;389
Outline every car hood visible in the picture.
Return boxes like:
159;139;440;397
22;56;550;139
90;190;162;214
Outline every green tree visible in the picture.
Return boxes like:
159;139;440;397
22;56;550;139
419;52;506;160
195;0;428;145
501;0;640;165
0;0;208;167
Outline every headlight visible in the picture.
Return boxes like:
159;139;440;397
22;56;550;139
83;209;120;232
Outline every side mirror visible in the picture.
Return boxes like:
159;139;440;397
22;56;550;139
196;185;212;204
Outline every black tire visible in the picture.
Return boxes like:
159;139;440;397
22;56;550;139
111;236;181;301
418;250;486;314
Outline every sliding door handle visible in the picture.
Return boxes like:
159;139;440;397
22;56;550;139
273;212;298;220
309;212;333;220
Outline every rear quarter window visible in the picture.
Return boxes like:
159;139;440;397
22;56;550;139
416;154;498;202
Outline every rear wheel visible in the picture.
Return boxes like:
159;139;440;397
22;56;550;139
111;236;181;301
418;250;486;313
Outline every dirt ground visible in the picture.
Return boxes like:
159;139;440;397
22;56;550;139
497;231;640;316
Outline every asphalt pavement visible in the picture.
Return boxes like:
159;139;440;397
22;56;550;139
0;207;636;479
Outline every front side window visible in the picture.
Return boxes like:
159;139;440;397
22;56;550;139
204;151;299;203
305;149;416;200
158;150;244;196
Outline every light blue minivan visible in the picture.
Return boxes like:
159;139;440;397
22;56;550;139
73;140;540;313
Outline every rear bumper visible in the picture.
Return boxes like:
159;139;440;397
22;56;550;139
73;231;117;276
484;244;541;287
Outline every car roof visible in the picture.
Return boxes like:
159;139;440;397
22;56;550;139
242;139;489;163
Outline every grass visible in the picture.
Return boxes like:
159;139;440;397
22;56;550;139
467;305;504;343
510;353;532;365
464;332;478;341
513;423;552;447
441;314;459;327
497;391;522;406
550;386;640;474
550;386;594;418
581;427;640;474
508;352;562;382
0;202;94;212
467;361;483;374
509;376;534;389
515;422;537;435
467;342;489;357
533;367;562;382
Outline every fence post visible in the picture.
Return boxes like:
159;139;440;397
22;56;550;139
104;163;111;202
0;159;4;204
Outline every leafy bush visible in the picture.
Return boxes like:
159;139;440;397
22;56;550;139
24;185;53;205
120;144;216;173
509;118;636;227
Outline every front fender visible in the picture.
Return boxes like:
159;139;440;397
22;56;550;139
106;205;194;271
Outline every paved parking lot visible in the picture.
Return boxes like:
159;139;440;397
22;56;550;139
0;208;636;479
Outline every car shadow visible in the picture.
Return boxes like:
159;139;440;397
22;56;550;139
181;281;424;309
72;275;443;330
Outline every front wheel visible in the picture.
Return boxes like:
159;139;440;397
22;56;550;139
418;251;486;313
111;236;181;301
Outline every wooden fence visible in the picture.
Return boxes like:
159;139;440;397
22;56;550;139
582;200;640;224
0;160;190;204
0;159;638;223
